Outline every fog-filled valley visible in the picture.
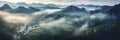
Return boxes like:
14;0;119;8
0;1;120;40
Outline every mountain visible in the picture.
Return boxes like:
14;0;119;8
16;2;30;8
77;4;101;8
62;5;87;13
0;4;12;10
11;6;29;13
30;3;60;9
0;1;60;10
109;4;120;17
90;5;112;14
0;4;40;13
0;1;17;8
44;5;88;20
9;6;40;13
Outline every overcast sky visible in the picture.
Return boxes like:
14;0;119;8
0;0;120;5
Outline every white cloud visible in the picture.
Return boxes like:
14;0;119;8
0;11;31;24
40;18;66;27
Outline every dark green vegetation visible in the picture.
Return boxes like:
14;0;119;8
19;20;120;40
19;4;120;40
0;17;13;40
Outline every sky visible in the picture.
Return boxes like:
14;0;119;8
0;0;120;5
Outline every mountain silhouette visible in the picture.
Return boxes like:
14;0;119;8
44;5;88;20
0;4;40;13
15;6;28;11
10;6;29;13
12;6;40;13
62;5;87;12
90;5;112;14
0;4;12;10
9;6;40;13
109;4;120;17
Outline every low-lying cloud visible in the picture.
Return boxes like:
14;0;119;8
0;11;31;24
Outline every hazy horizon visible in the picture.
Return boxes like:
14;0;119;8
0;0;120;6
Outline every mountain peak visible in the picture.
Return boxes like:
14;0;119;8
62;5;87;12
67;5;79;8
16;6;28;10
0;4;12;10
65;5;80;11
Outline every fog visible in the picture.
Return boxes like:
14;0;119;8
0;11;31;24
90;13;108;20
0;8;114;40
